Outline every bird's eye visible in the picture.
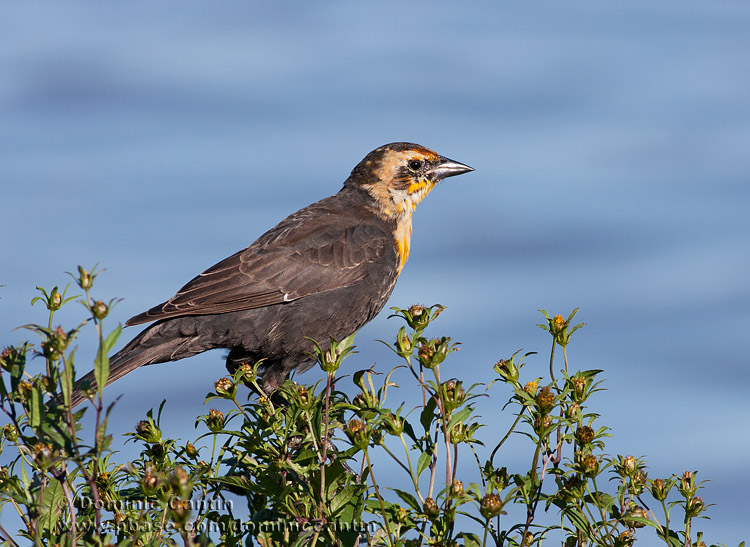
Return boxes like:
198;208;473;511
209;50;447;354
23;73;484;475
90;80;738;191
408;159;423;172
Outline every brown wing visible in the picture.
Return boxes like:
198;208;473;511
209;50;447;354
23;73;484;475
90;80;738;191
125;204;391;326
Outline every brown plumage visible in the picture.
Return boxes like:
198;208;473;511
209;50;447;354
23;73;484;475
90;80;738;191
70;142;473;407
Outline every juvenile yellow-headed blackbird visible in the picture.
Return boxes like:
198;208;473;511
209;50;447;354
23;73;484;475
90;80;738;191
70;142;473;407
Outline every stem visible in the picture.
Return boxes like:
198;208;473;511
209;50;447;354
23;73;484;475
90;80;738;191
381;443;418;488
590;477;616;545
364;450;395;546
0;524;19;547
661;499;671;544
427;424;439;499
549;338;556;382
432;366;453;486
521;438;544;539
398;434;424;503
490;407;525;465
319;371;334;519
84;286;105;533
59;476;77;542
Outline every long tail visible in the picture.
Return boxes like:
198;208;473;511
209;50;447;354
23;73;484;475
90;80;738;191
69;321;194;408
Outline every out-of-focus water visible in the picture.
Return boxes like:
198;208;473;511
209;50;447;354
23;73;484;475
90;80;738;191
2;2;749;543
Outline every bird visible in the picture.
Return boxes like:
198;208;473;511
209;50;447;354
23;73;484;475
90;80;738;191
70;142;473;408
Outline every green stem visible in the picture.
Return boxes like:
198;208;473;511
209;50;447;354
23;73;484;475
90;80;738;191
398;433;424;503
490;407;525;465
660;499;671;544
365;450;395;546
549;337;556;382
590;477;616;546
319;371;334;519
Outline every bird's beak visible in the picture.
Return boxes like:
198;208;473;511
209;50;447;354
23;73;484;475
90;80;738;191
427;156;474;181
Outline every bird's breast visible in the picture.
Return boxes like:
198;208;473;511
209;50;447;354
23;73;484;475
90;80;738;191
393;213;414;274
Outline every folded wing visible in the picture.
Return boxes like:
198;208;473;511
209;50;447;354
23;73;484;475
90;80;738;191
126;214;390;326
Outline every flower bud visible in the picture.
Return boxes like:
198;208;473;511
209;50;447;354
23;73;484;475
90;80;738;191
32;442;54;468
685;496;705;518
422;497;440;520
524;381;538;396
383;413;404;436
113;511;127;526
577;452;600;477
533;414;553;436
450;480;464;498
42;326;70;361
650;478;669;501
417;337;453;369
558;475;585;504
135;420;161;443
77;266;93;290
615;530;635;546
406;304;430;330
551;314;565;334
566;403;581;420
451;422;468;444
171;466;191;499
214;377;236;399
679;470;696;496
3;424;18;442
1;346;26;373
396;327;412;357
185;442;197;459
494;467;509;490
443;379;466;409
150;443;165;460
141;467;159;496
207;409;225;432
494;358;519;383
575;425;595;446
16;381;32;403
417;339;435;368
170;498;191;526
480;493;503;519
92;300;109;320
631;469;648;495
622;455;636;476
235;362;256;383
346;419;369;450
569;375;587;402
622;505;647;528
535;386;555;414
95;471;111;489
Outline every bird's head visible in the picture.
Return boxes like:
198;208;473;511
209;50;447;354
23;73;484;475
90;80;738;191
346;142;474;218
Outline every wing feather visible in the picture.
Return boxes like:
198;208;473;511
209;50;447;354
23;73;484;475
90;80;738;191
126;205;391;326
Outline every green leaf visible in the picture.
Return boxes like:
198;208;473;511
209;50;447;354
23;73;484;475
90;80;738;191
29;384;42;428
94;350;109;400
420;396;438;432
564;506;591;534
392;488;421;511
417;449;432;478
447;406;474;432
102;324;122;354
61;352;75;408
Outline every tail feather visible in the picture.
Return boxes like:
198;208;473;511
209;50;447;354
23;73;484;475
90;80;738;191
69;324;191;408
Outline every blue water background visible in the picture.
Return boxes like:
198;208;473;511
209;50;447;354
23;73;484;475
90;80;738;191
1;2;749;542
